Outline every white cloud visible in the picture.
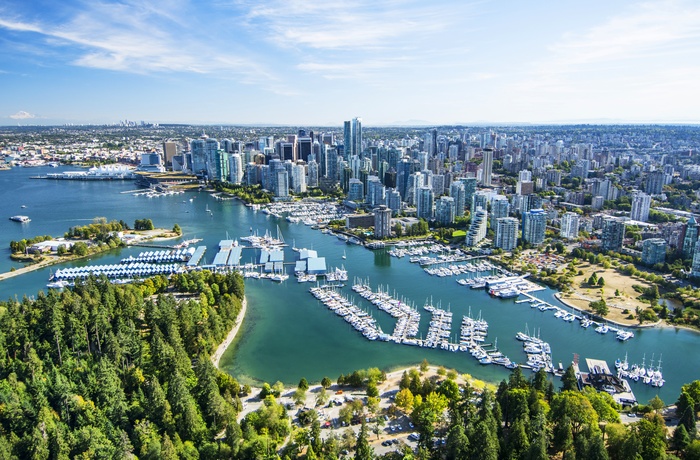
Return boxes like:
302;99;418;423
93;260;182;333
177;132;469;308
0;2;284;91
9;111;35;119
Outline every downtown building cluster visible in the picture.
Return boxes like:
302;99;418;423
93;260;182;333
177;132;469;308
5;122;700;279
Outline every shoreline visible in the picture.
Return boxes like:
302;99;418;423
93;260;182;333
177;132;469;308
553;292;662;329
0;229;181;283
212;296;247;369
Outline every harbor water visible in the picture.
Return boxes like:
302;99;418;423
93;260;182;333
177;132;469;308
0;166;697;403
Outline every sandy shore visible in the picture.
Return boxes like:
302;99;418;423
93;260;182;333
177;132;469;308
212;296;247;368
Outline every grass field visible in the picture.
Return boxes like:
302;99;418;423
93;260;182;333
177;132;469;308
558;262;656;326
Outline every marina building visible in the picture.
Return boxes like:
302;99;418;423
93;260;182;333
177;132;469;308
522;208;546;246
466;206;488;247
495;217;519;251
641;238;667;266
374;205;392;239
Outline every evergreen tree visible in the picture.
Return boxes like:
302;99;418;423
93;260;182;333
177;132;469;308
671;424;691;454
561;365;578;391
677;391;697;436
354;421;374;460
445;417;469;460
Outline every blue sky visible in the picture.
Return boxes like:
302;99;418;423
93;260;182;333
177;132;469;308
1;0;699;125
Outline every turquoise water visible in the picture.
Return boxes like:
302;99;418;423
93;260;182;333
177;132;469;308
0;166;696;404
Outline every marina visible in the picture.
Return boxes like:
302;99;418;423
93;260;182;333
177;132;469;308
0;165;696;400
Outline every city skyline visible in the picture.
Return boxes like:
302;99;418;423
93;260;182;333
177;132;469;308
1;0;700;126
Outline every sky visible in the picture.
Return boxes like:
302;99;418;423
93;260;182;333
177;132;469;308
1;0;700;126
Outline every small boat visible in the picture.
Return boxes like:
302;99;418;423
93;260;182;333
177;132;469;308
9;215;30;223
342;250;347;260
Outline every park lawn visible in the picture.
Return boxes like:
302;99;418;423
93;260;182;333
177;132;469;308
559;262;656;326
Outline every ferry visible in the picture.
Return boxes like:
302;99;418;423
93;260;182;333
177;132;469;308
9;215;30;223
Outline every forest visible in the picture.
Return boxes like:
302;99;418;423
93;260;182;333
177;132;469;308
1;270;700;459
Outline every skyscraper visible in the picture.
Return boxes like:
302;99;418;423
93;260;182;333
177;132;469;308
630;192;651;222
522;209;546;246
645;170;665;195
482;149;493;186
343;117;363;158
495;217;519;251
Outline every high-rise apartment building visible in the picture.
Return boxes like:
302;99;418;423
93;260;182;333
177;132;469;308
374;205;392;239
449;181;466;217
495;217;519;251
229;153;244;184
642;238;667;266
645;170;665;195
683;216;699;258
601;218;626;252
482;149;493;186
560;212;580;239
490;196;510;229
466;206;488;247
416;186;434;220
630;192;651;222
522;209;546;246
435;196;456;225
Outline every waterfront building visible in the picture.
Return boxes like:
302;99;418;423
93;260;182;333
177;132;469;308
642;238;667;266
291;164;306;194
560;212;580;239
274;169;289;198
208;149;229;182
490;196;510;229
630;192;651;222
522;208;546;246
466;206;488;247
449;181;466;217
416;186;434;220
138;153;165;173
229;153;244;184
435;196;456;225
495;217;519;251
482;149;493;186
601;218;626;252
682;216;698;259
307;159;319;187
190;138;207;175
374;205;392;239
324;146;338;181
162;141;178;168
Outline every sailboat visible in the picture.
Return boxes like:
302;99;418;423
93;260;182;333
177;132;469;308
342;249;347;260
